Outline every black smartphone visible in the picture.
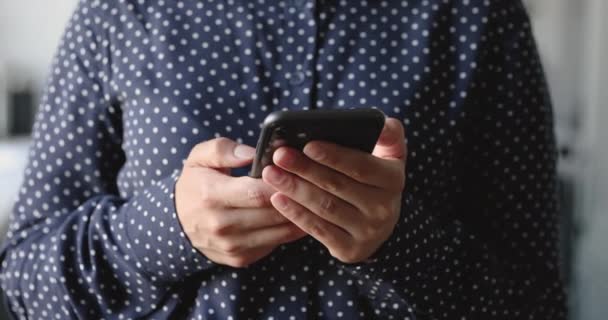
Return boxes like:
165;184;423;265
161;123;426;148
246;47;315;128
249;108;386;178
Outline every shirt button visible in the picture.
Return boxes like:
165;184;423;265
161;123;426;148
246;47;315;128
289;71;306;86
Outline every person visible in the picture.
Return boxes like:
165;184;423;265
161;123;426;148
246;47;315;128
0;0;567;318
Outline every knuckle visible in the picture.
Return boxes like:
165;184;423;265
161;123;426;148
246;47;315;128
183;222;203;242
377;208;392;224
196;137;234;166
226;256;250;268
191;139;229;161
281;175;297;194
210;137;230;156
284;205;302;219
309;222;327;239
189;142;206;159
370;213;392;232
214;136;232;146
207;218;231;237
371;202;393;219
350;165;368;181
359;225;378;241
247;188;269;207
318;196;337;216
218;136;232;143
331;248;361;264
199;186;219;208
270;209;288;224
191;235;213;252
220;240;244;255
319;177;342;194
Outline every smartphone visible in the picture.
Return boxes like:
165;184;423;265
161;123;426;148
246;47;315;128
249;108;386;178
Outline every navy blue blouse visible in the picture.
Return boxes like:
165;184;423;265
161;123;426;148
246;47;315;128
0;0;567;319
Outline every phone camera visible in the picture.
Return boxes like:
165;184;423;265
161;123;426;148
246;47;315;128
275;126;286;137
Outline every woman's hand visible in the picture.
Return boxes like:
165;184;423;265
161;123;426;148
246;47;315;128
262;118;407;263
176;138;306;268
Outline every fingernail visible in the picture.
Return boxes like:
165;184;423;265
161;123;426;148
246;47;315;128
303;143;323;160
234;144;256;159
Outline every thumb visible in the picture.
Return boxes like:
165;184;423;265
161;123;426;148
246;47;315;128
372;118;406;160
187;137;256;169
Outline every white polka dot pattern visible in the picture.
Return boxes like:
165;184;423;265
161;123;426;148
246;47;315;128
0;0;567;319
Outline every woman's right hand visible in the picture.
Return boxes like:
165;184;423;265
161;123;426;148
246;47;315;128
175;138;307;268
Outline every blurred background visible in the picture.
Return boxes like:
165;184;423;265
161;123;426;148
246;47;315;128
0;0;606;319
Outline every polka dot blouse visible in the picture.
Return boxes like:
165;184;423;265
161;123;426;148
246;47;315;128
0;0;567;319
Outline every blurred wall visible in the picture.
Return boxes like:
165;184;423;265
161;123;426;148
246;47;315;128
581;0;608;212
0;0;77;136
575;0;608;319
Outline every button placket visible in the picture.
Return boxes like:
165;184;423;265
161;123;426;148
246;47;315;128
289;70;307;86
293;0;307;8
281;0;318;109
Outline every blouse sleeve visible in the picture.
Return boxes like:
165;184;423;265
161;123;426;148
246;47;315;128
0;1;211;318
341;1;568;318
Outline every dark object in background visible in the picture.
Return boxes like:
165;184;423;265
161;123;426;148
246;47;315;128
8;87;36;136
559;175;577;287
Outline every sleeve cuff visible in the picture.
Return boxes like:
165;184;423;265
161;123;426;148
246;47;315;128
124;170;215;283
